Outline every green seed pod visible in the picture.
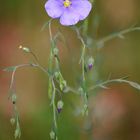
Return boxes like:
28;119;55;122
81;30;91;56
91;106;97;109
11;94;17;104
50;131;55;139
19;45;30;53
54;72;59;79
10;118;15;125
22;47;31;53
53;47;59;56
14;127;21;139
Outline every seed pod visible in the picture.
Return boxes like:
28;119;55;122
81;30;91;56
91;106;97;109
19;45;31;53
54;72;59;79
53;47;59;56
11;94;17;104
50;131;55;139
10;118;15;125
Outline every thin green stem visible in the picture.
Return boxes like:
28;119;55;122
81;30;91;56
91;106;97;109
9;64;33;98
30;51;40;65
82;19;88;37
88;77;140;92
51;78;57;129
75;27;88;112
97;26;140;49
48;19;58;131
81;46;86;82
48;20;55;74
75;28;86;82
65;86;79;94
8;63;48;98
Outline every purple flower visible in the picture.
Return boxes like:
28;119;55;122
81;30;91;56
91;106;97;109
45;0;92;26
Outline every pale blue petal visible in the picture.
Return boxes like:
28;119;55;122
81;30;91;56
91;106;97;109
45;0;64;18
60;8;80;26
71;0;92;20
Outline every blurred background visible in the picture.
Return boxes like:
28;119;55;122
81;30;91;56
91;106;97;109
0;0;140;140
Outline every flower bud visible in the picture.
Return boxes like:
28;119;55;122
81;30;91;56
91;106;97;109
57;100;64;113
88;57;94;70
19;45;31;53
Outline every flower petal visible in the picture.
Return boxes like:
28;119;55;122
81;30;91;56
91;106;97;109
71;0;92;20
60;8;80;26
45;0;64;18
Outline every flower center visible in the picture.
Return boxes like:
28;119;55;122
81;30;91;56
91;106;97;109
63;0;71;8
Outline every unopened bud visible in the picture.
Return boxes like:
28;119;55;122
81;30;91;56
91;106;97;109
19;45;31;53
57;100;64;113
88;57;94;70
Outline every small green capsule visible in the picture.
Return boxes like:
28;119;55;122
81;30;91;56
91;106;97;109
19;45;30;53
54;72;59;79
10;118;15;125
53;48;59;56
11;94;17;104
50;131;55;139
22;47;30;53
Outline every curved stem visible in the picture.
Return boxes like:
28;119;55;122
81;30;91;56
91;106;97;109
75;28;86;82
97;26;140;49
88;77;140;92
8;63;49;98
